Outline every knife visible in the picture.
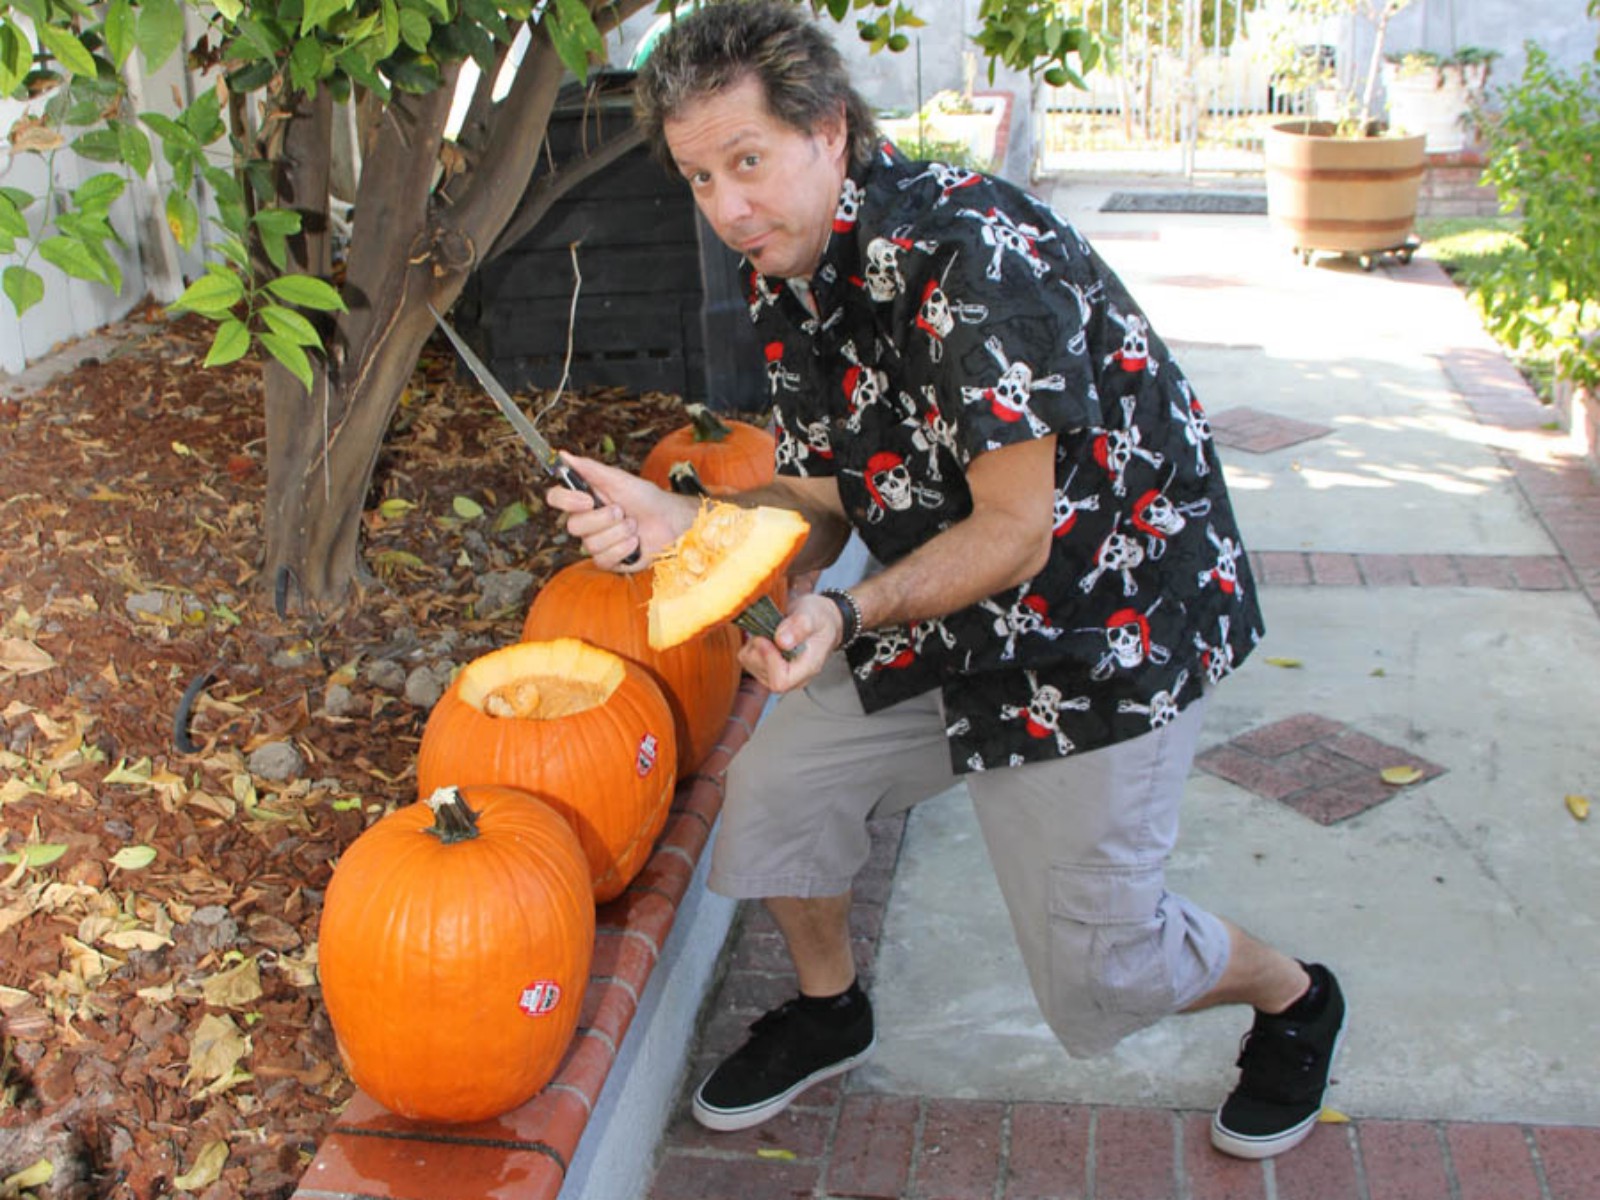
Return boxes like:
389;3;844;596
429;304;639;566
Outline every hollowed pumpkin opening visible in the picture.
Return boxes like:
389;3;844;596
648;501;809;650
456;639;625;719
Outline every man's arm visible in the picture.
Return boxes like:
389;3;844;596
746;436;1057;692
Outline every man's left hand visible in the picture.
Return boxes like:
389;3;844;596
738;592;844;694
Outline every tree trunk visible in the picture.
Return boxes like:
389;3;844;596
257;0;658;612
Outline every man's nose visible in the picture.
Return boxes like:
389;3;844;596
708;182;753;229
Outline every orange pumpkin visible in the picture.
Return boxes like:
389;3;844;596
416;639;677;902
319;784;595;1124
640;404;776;495
520;560;741;779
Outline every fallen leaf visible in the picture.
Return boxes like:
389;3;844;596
101;928;174;952
202;957;263;1008
452;495;484;519
0;843;69;867
103;757;154;786
378;497;416;519
2;1159;54;1189
1319;1107;1351;1124
1566;794;1590;822
1380;765;1424;786
185;1012;250;1089
0;636;56;676
756;1147;797;1161
109;845;158;871
173;1141;228;1191
1264;656;1302;669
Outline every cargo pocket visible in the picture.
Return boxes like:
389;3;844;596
1049;862;1179;1020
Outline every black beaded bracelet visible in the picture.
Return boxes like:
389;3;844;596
820;587;864;648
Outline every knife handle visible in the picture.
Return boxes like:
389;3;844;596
557;464;642;567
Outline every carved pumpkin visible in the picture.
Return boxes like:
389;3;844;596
319;784;595;1124
640;404;776;495
416;639;677;902
520;560;741;779
648;501;809;651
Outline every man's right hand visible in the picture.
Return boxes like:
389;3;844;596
546;453;697;572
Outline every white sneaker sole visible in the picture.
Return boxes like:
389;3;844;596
690;1036;877;1132
1210;1011;1348;1160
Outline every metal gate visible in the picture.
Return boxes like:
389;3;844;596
1038;0;1301;176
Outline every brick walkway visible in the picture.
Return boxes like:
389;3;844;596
647;818;1600;1200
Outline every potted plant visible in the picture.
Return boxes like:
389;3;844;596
1259;0;1428;268
1381;47;1498;154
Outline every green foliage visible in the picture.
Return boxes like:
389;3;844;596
1476;43;1600;391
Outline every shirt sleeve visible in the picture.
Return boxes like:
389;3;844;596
910;200;1104;461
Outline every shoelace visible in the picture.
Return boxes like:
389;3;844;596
1234;1024;1321;1103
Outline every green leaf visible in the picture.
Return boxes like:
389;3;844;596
252;207;302;236
136;0;185;69
264;274;346;311
212;0;243;20
397;6;431;50
3;266;45;316
452;495;484;519
289;36;330;92
170;271;245;317
259;331;315;393
38;236;109;284
259;303;320;346
74;172;125;214
117;121;152;176
302;0;355;36
0;844;69;868
37;23;97;77
492;500;530;532
109;845;158;871
1;23;35;96
104;0;135;65
204;318;251;366
165;191;199;249
0;190;27;240
546;0;604;81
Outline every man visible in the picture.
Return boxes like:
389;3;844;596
549;0;1345;1162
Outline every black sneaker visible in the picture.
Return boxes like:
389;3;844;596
691;992;876;1131
1211;962;1347;1159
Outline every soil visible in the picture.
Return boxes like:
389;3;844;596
0;307;688;1198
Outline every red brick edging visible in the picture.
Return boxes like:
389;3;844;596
292;676;770;1200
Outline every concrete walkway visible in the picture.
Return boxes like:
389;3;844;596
646;175;1600;1199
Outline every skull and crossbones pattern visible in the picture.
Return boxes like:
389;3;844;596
1080;519;1147;597
960;335;1066;436
1196;524;1246;597
764;341;802;395
1093;395;1165;496
853;628;918;680
1170;379;1212;476
1052;465;1100;538
915;276;989;363
772;408;832;474
857;450;944;522
898;161;983;205
834;177;865;233
956;205;1058;281
1086;604;1172;680
1117;670;1190;729
1000;671;1092;756
980;588;1064;661
1130;486;1211;559
1105;306;1153;374
1193;615;1236;684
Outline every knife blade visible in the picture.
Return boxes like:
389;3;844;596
429;304;639;565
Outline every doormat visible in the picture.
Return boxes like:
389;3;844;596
1101;191;1267;214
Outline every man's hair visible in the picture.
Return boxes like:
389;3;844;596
634;0;879;171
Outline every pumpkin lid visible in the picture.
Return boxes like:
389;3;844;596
647;502;808;650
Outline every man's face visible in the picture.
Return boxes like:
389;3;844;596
664;74;849;281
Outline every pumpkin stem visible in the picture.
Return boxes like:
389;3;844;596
732;595;797;661
686;403;732;444
667;461;712;497
423;786;482;844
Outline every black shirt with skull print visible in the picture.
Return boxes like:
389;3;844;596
751;142;1265;773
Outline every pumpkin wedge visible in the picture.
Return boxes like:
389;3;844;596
647;500;808;651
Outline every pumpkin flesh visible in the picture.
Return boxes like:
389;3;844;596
648;502;809;651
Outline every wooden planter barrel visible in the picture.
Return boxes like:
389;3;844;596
1264;120;1427;264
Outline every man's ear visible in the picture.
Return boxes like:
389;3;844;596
817;101;849;165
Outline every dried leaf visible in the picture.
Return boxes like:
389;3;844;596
185;1012;250;1089
1566;794;1591;822
1318;1107;1351;1124
109;845;158;871
756;1147;797;1160
101;928;174;952
173;1141;229;1191
1380;765;1424;786
103;756;154;785
0;636;56;676
3;1159;54;1189
202;956;263;1008
1263;656;1303;669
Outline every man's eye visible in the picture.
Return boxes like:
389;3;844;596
741;154;760;169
